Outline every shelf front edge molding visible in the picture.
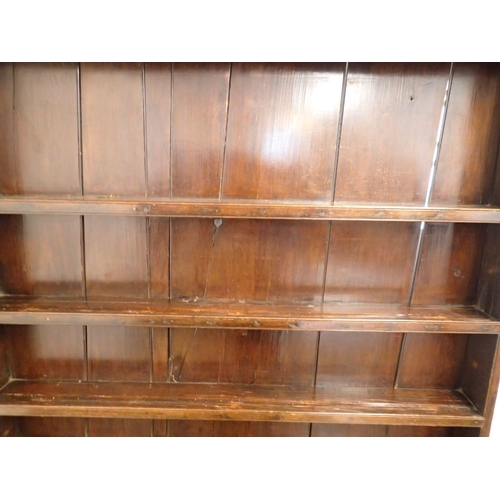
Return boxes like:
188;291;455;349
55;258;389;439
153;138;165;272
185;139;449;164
1;299;499;333
1;197;500;222
0;380;484;427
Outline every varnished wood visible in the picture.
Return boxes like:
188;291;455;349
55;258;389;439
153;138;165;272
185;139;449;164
170;328;318;385
88;418;152;437
432;63;500;205
0;380;483;427
171;219;329;302
386;426;452;437
2;197;500;222
16;417;86;437
81;63;146;196
1;299;498;333
324;222;420;303
172;63;230;198
222;63;344;201
335;63;450;204
0;215;83;296
396;334;468;389
0;63;15;195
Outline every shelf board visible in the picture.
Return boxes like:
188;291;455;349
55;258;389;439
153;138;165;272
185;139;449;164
1;298;499;333
1;196;500;222
0;380;483;427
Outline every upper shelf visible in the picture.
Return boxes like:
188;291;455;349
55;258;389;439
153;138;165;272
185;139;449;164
1;196;500;222
1;297;499;333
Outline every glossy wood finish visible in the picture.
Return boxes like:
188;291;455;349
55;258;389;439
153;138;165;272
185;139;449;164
432;63;500;205
7;325;85;381
3;197;500;222
172;63;230;198
396;334;468;389
0;380;483;427
222;63;344;201
1;299;498;333
145;63;171;198
84;216;149;299
335;63;450;204
324;222;420;303
170;328;318;385
0;63;80;195
171;219;329;302
0;215;83;296
81;63;145;196
316;332;403;387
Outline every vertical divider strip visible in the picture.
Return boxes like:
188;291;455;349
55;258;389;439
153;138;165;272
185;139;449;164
168;64;174;387
219;63;233;200
394;62;455;388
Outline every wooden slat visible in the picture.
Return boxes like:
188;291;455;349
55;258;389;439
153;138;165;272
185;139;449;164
171;63;230;198
2;197;500;222
88;418;152;437
335;63;450;203
0;298;499;333
222;63;344;201
16;417;86;437
0;380;483;426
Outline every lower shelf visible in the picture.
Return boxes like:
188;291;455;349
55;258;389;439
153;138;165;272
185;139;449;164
0;380;484;427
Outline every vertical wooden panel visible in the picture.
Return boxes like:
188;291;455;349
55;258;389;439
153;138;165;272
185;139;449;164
172;63;230;198
311;424;387;437
324;222;419;304
0;417;19;437
153;420;168;437
152;328;169;382
316;332;403;387
386;426;452;437
432;63;500;205
149;218;170;299
0;63;15;194
396;334;468;389
87;326;151;382
0;326;9;386
7;325;85;380
335;63;449;203
170;328;317;385
145;63;171;197
17;417;86;437
412;224;485;305
477;225;500;319
84;216;148;299
171;219;329;302
167;421;309;437
223;63;344;201
88;418;151;437
11;63;80;195
81;62;145;196
0;215;82;296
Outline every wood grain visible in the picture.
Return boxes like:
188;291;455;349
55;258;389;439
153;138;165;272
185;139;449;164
386;426;452;437
15;417;86;437
170;328;318;385
0;215;83;296
223;63;344;201
0;380;483;427
152;328;169;382
7;324;85;381
324;222;420;303
335;63;450;203
477;225;500;319
171;219;329;302
87;326;151;382
172;63;230;198
0;63;15;194
316;332;403;387
396;333;469;389
84;216;149;299
412;223;486;305
432;63;500;205
88;418;152;437
149;218;170;299
145;63;171;197
311;424;387;436
81;63;146;196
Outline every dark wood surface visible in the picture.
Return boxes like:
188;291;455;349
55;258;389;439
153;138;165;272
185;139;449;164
0;298;498;333
0;380;483;427
2;197;500;222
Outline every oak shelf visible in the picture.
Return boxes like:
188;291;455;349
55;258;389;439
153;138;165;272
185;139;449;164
1;298;499;333
0;380;483;427
1;196;500;223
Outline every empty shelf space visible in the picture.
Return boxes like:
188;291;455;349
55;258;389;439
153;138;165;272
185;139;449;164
0;380;483;427
0;298;499;333
1;196;500;222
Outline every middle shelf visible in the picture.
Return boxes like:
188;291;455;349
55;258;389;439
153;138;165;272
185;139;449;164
0;298;499;333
